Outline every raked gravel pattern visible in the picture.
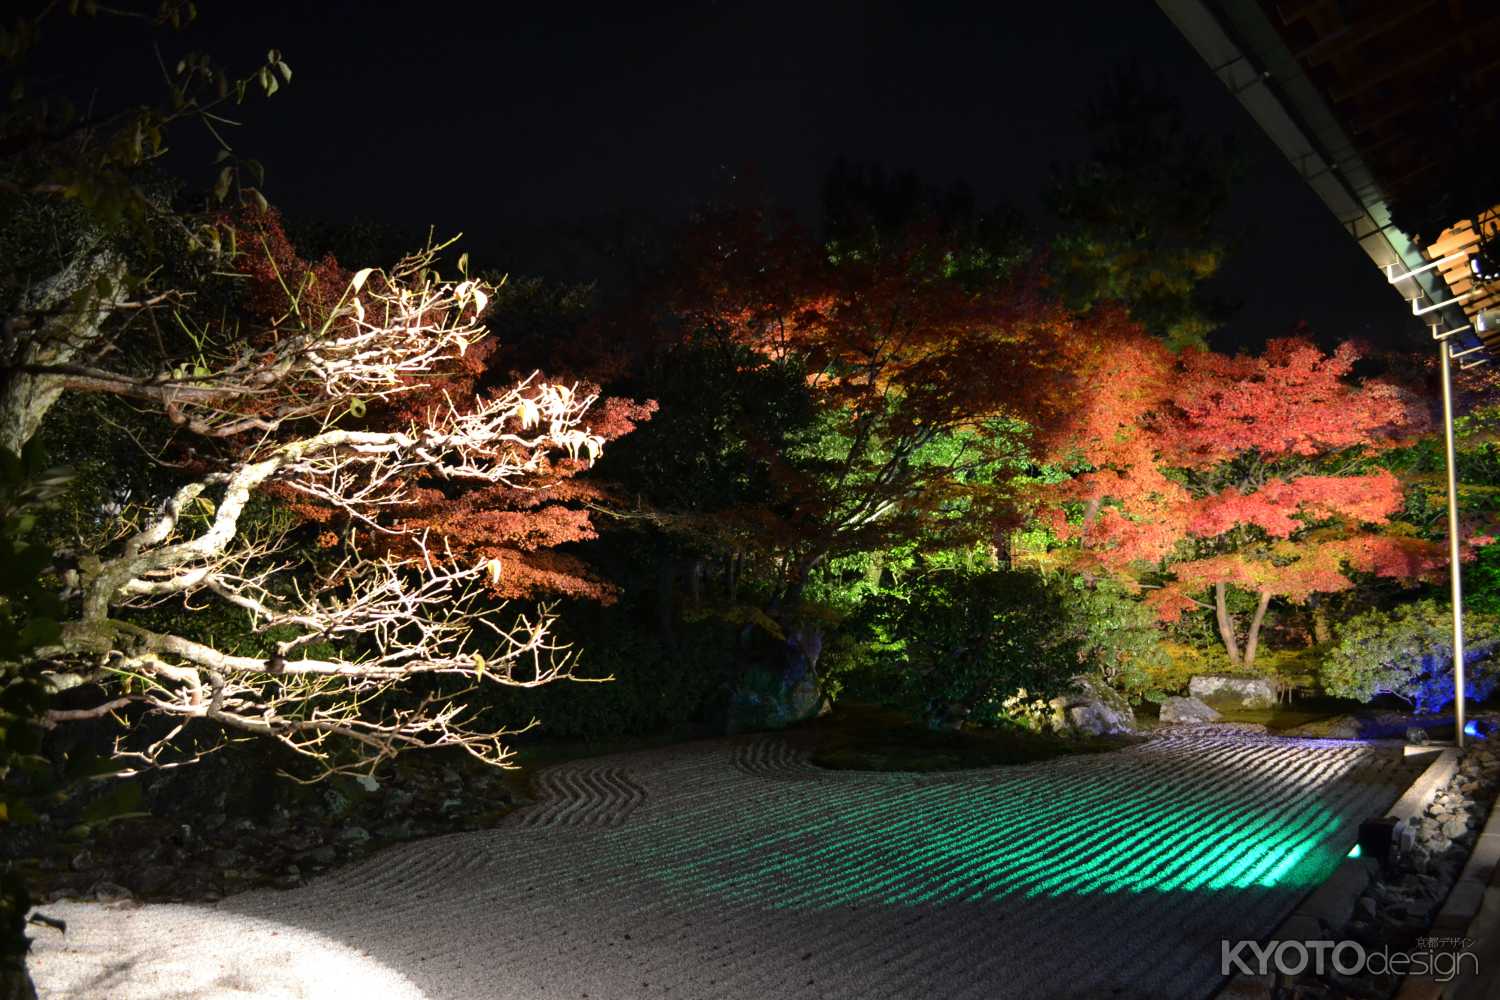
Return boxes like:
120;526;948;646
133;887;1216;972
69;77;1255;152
32;730;1424;1000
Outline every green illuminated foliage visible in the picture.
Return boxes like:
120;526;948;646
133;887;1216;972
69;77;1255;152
857;569;1084;729
1320;600;1500;713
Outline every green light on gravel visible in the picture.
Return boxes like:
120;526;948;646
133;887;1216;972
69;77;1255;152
638;779;1347;910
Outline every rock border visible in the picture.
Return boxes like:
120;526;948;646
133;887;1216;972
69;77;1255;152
1394;773;1500;1000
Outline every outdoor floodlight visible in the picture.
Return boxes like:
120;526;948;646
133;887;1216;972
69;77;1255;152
1470;231;1500;284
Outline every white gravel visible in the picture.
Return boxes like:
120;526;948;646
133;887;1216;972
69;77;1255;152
30;731;1424;1000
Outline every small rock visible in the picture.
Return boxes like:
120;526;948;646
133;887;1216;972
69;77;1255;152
1159;696;1222;724
1442;817;1468;839
336;825;370;845
92;880;132;902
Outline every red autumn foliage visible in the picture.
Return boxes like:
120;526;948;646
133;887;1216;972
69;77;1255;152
1041;328;1447;667
664;205;1079;592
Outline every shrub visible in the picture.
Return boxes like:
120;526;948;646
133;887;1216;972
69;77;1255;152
1143;642;1211;699
1320;600;1500;713
1053;578;1171;699
858;569;1085;729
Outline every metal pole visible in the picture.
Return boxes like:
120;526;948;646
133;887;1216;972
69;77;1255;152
1440;339;1466;748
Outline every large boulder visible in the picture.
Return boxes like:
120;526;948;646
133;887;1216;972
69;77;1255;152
1159;695;1221;724
725;668;825;734
1049;676;1135;736
1189;674;1277;710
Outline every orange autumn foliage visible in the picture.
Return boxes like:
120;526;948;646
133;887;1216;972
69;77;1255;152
230;211;654;604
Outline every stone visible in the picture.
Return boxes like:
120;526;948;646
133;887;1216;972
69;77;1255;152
336;825;370;845
91;880;132;902
1406;727;1429;745
1158;696;1221;724
1049;676;1135;736
1188;675;1277;710
1442;817;1468;839
320;788;352;817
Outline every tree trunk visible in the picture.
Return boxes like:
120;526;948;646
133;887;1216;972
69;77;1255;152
1309;596;1332;645
1079;496;1103;544
688;557;703;608
1243;590;1273;669
0;246;123;453
1214;581;1243;666
654;558;677;650
0;963;38;1000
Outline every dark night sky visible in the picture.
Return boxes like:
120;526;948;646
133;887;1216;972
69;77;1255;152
60;1;1423;351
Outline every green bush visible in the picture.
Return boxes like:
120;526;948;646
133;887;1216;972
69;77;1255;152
1320;600;1500;713
1053;578;1171;699
857;569;1085;729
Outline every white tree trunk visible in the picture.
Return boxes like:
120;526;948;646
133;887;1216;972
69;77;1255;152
0;245;122;453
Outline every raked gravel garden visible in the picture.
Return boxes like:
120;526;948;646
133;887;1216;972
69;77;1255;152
29;727;1442;1000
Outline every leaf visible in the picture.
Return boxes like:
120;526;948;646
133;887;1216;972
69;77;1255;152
213;165;232;202
473;652;486;678
472;287;488;317
486;558;502;585
348;397;366;419
457;252;469;276
351;267;374;292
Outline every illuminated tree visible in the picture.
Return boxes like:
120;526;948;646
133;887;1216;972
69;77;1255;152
649;203;1077;688
1042;332;1442;668
8;209;644;784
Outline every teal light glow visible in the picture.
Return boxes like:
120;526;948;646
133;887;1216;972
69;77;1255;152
627;771;1350;910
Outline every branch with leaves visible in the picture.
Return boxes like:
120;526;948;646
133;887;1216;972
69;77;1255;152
23;238;617;777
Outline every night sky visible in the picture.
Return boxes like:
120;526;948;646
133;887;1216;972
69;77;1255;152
60;1;1422;352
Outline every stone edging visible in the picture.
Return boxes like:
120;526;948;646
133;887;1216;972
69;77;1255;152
1394;771;1500;1000
1216;746;1458;999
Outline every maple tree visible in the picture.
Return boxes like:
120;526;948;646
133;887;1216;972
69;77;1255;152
641;202;1087;690
1040;331;1446;669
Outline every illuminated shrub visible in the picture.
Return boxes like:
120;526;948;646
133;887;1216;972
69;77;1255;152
858;569;1085;729
1320;600;1500;713
1053;578;1171;699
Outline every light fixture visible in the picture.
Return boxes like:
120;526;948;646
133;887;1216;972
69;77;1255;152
1472;229;1500;284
